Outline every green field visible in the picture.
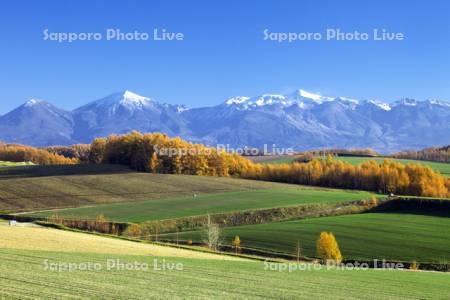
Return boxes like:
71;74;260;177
168;213;450;263
251;155;298;164
1;249;449;299
0;161;34;168
28;188;375;222
0;165;305;212
2;220;448;299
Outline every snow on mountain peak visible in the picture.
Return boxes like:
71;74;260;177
24;99;45;107
225;89;338;109
225;96;251;105
225;94;293;109
122;90;149;102
365;99;391;111
425;99;450;107
289;89;334;104
88;90;154;110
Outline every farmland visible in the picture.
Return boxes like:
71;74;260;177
0;162;449;299
28;188;376;222
1;248;450;299
0;221;239;260
2;220;449;299
166;213;450;263
0;161;34;168
1;214;450;299
0;165;305;212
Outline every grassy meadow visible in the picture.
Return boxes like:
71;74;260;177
166;213;450;263
1;248;449;299
0;165;307;212
28;188;376;222
0;161;34;168
0;221;239;260
3;220;449;299
0;162;449;299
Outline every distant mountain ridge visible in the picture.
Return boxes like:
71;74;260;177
1;89;449;152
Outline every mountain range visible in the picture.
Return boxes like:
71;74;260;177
1;89;449;153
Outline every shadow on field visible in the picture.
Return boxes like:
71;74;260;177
0;164;133;179
368;197;450;217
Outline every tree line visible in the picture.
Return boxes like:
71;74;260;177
1;132;449;198
0;143;77;165
88;131;253;176
46;144;91;162
392;145;450;163
242;157;450;198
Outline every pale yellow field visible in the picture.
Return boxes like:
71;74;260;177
0;222;242;261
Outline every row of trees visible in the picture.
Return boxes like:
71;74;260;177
88;131;253;176
46;144;91;162
307;148;380;157
86;132;449;197
242;157;450;198
0;143;77;165
393;145;450;163
2;132;448;197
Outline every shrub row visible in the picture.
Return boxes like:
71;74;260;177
134;199;382;236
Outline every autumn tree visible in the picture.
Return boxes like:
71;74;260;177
148;152;159;173
89;138;107;163
232;235;241;254
94;214;108;233
316;232;343;263
0;144;78;165
125;224;142;238
203;214;221;251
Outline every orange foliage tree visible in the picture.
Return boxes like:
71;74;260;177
316;232;343;263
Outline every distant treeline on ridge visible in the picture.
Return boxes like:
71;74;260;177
0;132;449;197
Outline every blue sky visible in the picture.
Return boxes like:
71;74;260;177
0;0;449;112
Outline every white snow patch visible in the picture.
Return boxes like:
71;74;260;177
225;96;251;105
24;99;44;107
427;99;450;107
367;100;391;111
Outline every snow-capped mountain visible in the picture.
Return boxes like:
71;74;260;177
0;89;449;152
0;99;75;146
72;90;189;143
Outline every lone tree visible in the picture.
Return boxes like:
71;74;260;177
295;240;302;262
316;232;343;263
125;224;142;238
232;235;241;254
203;214;221;251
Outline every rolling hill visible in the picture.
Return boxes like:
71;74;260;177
167;213;450;263
0;220;449;300
0;164;320;212
27;188;376;222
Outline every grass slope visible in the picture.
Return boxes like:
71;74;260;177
0;161;34;168
0;165;302;212
0;221;239;260
28;188;375;222
0;249;449;299
170;213;450;263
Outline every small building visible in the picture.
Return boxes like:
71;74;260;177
9;220;17;226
